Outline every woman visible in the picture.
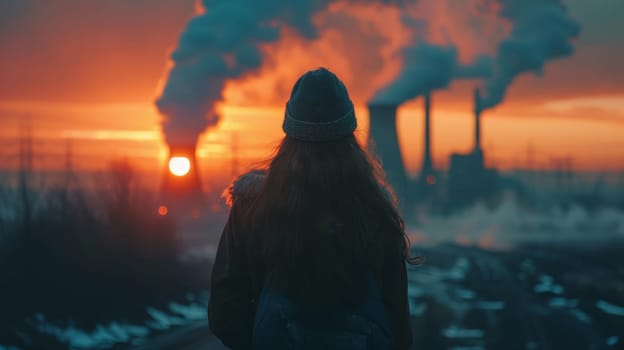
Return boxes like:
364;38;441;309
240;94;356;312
209;68;414;349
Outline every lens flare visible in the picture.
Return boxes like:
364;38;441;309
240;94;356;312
158;205;168;216
169;156;191;176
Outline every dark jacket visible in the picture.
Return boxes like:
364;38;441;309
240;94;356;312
208;171;412;349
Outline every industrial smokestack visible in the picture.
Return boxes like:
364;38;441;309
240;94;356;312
422;92;434;172
474;88;482;154
417;92;437;194
367;104;407;201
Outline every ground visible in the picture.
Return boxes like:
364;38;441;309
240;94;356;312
131;240;624;349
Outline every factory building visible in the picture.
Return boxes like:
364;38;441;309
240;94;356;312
447;89;500;208
367;88;500;211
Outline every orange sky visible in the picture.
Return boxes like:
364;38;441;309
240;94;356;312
0;0;623;184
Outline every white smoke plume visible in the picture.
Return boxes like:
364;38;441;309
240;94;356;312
406;196;624;250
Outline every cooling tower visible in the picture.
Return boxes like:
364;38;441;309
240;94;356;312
367;104;407;201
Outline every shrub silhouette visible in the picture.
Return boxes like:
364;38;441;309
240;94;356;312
0;159;205;348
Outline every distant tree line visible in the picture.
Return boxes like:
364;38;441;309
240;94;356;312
0;160;210;349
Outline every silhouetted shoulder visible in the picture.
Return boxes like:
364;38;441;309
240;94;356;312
222;169;266;206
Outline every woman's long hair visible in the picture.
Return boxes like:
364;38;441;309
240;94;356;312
247;134;418;307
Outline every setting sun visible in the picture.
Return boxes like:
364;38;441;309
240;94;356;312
168;156;191;176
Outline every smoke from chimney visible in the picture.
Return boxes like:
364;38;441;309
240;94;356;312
156;1;334;146
370;1;579;108
371;44;457;105
156;0;579;149
479;0;581;110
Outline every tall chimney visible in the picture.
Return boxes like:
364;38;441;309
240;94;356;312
422;92;434;172
474;88;482;154
367;104;407;200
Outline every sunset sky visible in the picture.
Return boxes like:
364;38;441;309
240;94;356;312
0;0;623;187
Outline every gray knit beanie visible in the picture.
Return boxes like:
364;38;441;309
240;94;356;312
282;67;357;142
